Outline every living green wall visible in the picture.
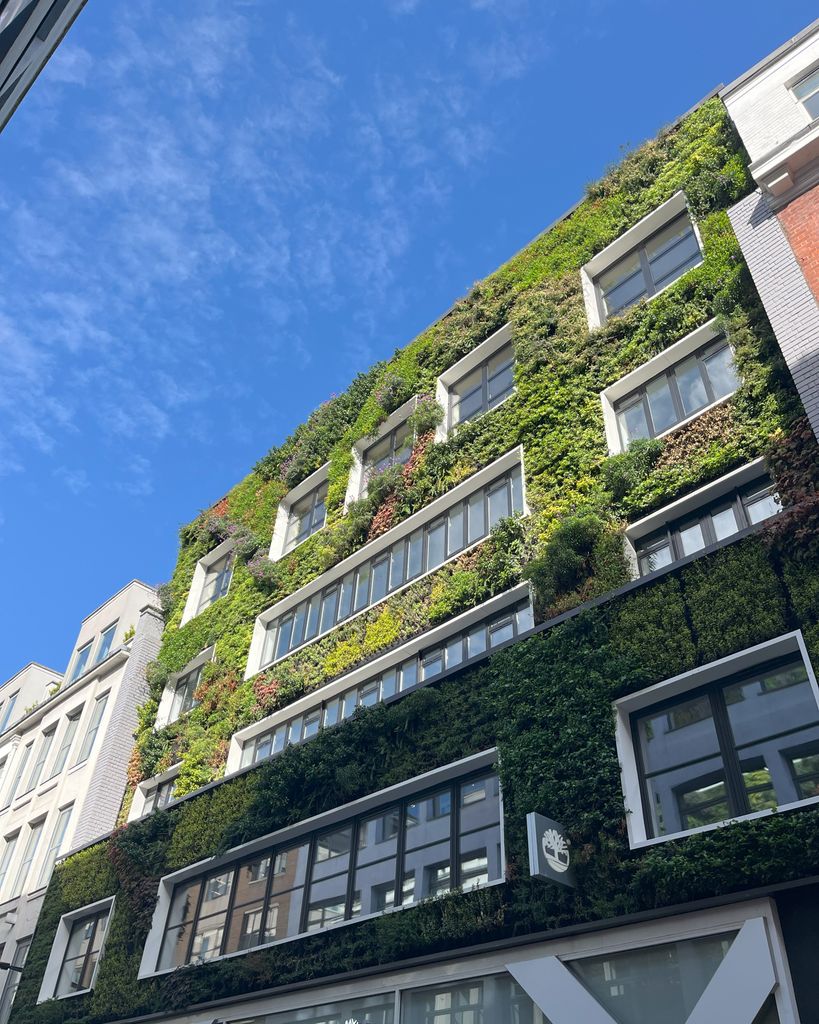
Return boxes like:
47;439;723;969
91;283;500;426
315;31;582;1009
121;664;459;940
122;96;804;802
13;532;819;1024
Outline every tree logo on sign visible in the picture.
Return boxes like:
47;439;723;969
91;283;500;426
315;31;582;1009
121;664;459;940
541;828;570;873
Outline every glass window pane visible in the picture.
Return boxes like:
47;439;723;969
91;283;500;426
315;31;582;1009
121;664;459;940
569;932;737;1024
467;626;487;659
638;541;673;576
304;595;321;640
702;343;739;400
617;401;651;446
793;66;819;101
319;588;339;634
266;995;395;1024
338;572;355;620
426;520;446;572
635;694;728;837
488;615;514;647
468;490;486;544
487;482;510;528
448;503;464;556
407;530;423;579
314;826;352;867
445;637;464;669
674;355;709;416
400;658;418;692
354;564;371;612
371;557;389;604
679;521;706;555
599;250;647;316
389;542;406;590
744;489;782;525
646;215;701;290
323;698;340;729
405;788;451;852
421;649;444;681
711;505;739;541
303;710;321;739
402;842;451;902
288;717;303;745
275;616;293;660
645;375;677;434
381;669;397;700
359;681;379;708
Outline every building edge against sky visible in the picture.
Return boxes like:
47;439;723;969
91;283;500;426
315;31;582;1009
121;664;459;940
2;15;819;1024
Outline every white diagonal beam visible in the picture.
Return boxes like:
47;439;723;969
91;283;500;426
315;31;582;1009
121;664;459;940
687;917;776;1024
507;955;619;1024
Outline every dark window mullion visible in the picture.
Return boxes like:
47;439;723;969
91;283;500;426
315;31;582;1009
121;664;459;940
638;246;655;297
219;864;241;956
736;492;752;531
696;351;716;405
394;800;408;908
77;916;99;990
298;837;318;935
666;369;686;424
710;688;750;816
700;511;718;548
668;525;685;562
344;819;361;920
258;846;278;943
451;782;460;890
184;881;206;965
640;391;656;439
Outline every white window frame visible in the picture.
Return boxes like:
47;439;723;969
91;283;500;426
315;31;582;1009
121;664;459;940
155;647;215;729
138;750;502;979
624;457;777;576
435;322;515;440
67;641;93;683
229;585;533;774
600;319;734;454
37;896;115;1003
270;463;330;562
179;538;236;627
92;620;118;666
345;395;420;507
246;447;527;680
144;900;798;1022
128;763;182;822
581;192;703;330
614;630;819;849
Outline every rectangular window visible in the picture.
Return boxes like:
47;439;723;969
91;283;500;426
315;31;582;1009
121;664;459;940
145;778;177;814
363;422;413;490
284;482;328;553
450;342;515;428
596;211;701;320
48;709;83;779
10;820;44;897
35;805;73;890
197;550;234;614
632;654;819;839
0;834;19;892
266;995;395;1024
614;336;739;448
6;742;33;805
0;938;30;1023
74;693;109;765
635;473;781;576
167;667;202;725
260;463;524;665
0;693;18;734
25;726;57;793
402;976;533;1024
68;642;93;683
94;622;118;664
157;765;502;968
241;601;532;768
793;66;819;120
54;907;111;997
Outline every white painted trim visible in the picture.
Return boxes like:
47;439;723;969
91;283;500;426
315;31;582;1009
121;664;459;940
127;900;799;1024
613;631;818;848
626;458;769;543
228;585;532;773
345;396;420;507
581;192;702;330
245;447;526;680
155;647;215;730
138;750;499;980
599;318;723;454
435;322;514;439
269;463;330;563
179;538;236;627
127;763;183;823
37;895;115;1004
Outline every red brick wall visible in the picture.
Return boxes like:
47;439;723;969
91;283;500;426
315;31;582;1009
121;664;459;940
778;184;819;303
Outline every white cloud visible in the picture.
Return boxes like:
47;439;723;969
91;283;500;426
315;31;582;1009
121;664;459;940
55;467;90;494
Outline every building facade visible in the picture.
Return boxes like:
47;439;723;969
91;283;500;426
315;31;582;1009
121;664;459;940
0;581;162;1023
7;19;819;1024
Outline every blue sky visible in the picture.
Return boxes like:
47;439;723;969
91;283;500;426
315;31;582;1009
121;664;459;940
0;1;815;682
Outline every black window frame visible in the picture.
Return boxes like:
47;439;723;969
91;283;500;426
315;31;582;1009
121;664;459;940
631;653;817;839
54;907;111;997
158;766;502;969
634;473;781;577
261;465;524;667
595;210;702;320
613;336;737;448
449;341;515;429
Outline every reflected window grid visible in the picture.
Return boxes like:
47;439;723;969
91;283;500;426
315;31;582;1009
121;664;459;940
632;654;819;838
244;602;532;769
158;770;502;969
261;465;524;667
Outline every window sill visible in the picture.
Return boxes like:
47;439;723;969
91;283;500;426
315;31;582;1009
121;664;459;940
67;759;89;776
11;793;33;812
27;885;48;901
275;527;327;564
443;389;517;440
36;777;59;797
629;793;819;849
596;255;704;330
138;876;506;980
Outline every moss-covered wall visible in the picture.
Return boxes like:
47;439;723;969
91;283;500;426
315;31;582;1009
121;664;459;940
125;97;804;799
13;534;819;1024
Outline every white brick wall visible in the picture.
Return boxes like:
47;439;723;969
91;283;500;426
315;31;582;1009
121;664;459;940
728;189;819;440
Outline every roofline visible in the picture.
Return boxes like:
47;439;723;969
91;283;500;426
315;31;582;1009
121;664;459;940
79;579;157;624
720;17;819;99
0;662;62;689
